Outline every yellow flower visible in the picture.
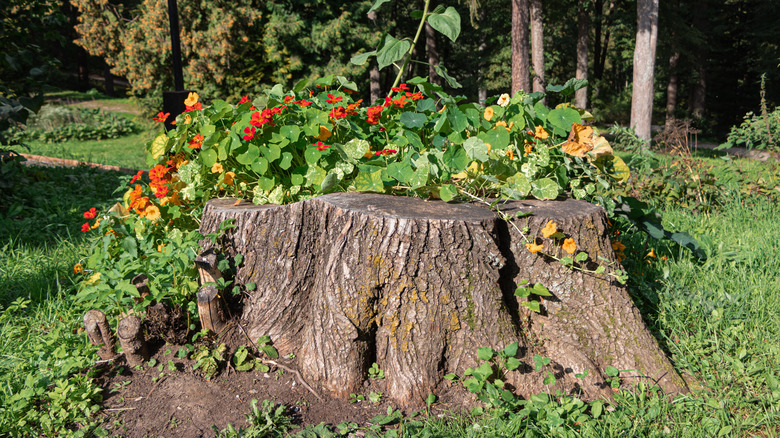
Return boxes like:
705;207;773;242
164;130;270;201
562;238;577;255
524;142;533;156
157;243;165;252
484;106;494;121
497;93;510;107
534;125;549;140
526;242;544;254
485;142;492;154
73;263;83;275
90;218;102;230
184;114;192;125
143;205;161;221
211;162;224;174
541;220;557;238
316;125;332;141
646;248;656;258
223;171;236;185
184;92;199;107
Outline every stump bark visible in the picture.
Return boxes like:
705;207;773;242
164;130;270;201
199;193;687;406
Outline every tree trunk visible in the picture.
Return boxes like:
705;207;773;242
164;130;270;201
426;22;441;86
576;2;589;109
666;51;680;123
118;314;149;366
689;0;708;119
511;0;531;93
530;0;545;100
630;0;659;142
199;194;687;407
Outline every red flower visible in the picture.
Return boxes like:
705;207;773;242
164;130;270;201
188;133;204;149
243;126;256;141
366;105;383;125
81;222;90;232
405;92;424;101
184;102;203;112
294;99;313;107
130;170;143;183
326;94;343;104
83;207;97;219
314;141;330;151
271;105;286;115
153;112;170;123
374;149;398;157
238;95;250;104
329;106;347;119
283;96;294;103
391;83;410;93
250;109;274;128
153;185;169;199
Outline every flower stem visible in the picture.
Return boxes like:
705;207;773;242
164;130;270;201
390;0;431;96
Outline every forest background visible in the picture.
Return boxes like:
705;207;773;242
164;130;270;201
2;0;779;142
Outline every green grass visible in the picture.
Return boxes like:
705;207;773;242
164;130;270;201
22;132;151;170
3;147;780;436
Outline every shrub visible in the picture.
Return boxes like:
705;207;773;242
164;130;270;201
721;108;780;151
10;104;137;143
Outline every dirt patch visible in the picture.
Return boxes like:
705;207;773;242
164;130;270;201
92;340;402;437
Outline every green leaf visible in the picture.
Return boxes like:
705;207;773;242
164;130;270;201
434;64;462;89
480;127;510;151
502;173;531;199
349;50;376;65
591;400;603;418
368;0;391;13
506;357;521;371
342;138;371;161
531;178;561;200
463;137;489;162
439;184;457;202
279;152;293;170
605;366;619;377
200;148;217;168
477;347;495;361
532;283;552;296
149;133;168;160
547;107;582;136
320;171;340;193
427;7;461;42
442;144;469;171
575;252;589;263
354;168;385;193
409;165;429;189
523;301;541;313
546;78;588;97
400;112;427;129
305;148;321;165
236;145;259;165
377;35;411;70
121;237;137;259
261;345;279;359
503;342;519;357
387;162;415;183
594;155;631;182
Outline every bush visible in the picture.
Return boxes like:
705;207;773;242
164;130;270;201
721;108;780;151
10;104;137;143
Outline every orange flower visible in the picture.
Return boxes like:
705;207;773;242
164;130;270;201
562;238;577;255
142;205;160;221
73;263;84;275
484;107;494;121
524;142;533;156
611;241;626;252
157;243;165;252
211;162;224;174
534;125;549;140
184;92;199;107
541;221;558;238
316;126;332;141
189;133;204;149
646;248;656;258
223;171;235;185
506;149;515;160
526;242;544;254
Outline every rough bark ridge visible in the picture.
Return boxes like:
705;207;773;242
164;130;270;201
200;194;686;407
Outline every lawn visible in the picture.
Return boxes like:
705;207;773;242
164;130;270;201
1;136;779;435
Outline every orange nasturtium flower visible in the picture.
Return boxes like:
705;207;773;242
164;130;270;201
211;162;224;174
484;106;494;121
153;112;169;123
526;242;544;254
646;248;656;258
534;125;549;140
611;241;626;252
184;92;199;107
562;238;577;255
73;263;83;274
188;133;204;149
541;221;558;238
142;205;161;221
316;126;332;141
83;207;97;219
223;171;236;185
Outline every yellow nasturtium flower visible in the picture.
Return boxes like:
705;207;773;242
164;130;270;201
562;238;577;255
541;220;558;238
211;162;224;174
526;242;544;254
184;92;199;107
534;125;549;140
143;205;161;221
223;171;236;185
497;93;510;107
484;106;494;121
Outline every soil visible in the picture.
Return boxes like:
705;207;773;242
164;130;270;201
91;308;454;437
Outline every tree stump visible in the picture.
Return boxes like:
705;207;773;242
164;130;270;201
83;309;117;360
118;314;149;366
199;193;687;406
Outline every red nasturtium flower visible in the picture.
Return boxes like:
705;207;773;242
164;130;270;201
243;126;256;141
250;109;274;127
130;170;143;183
184;102;203;112
283;95;294;103
391;83;410;93
81;222;90;232
153;112;170;123
329;106;347;119
366;105;383;125
374;149;397;156
294;99;312;107
313;141;330;151
188;133;204;149
238;95;250;104
83;207;97;219
346;99;362;116
326;94;342;104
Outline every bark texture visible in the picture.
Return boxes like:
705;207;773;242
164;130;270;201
200;194;687;407
575;2;589;109
511;0;531;93
530;0;545;98
83;309;116;360
630;0;660;141
118;314;149;366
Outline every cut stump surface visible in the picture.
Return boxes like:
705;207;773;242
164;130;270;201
200;193;687;406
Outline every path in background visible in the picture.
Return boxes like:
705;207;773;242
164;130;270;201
20;153;140;173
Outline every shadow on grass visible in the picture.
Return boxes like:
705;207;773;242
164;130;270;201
0;162;127;306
